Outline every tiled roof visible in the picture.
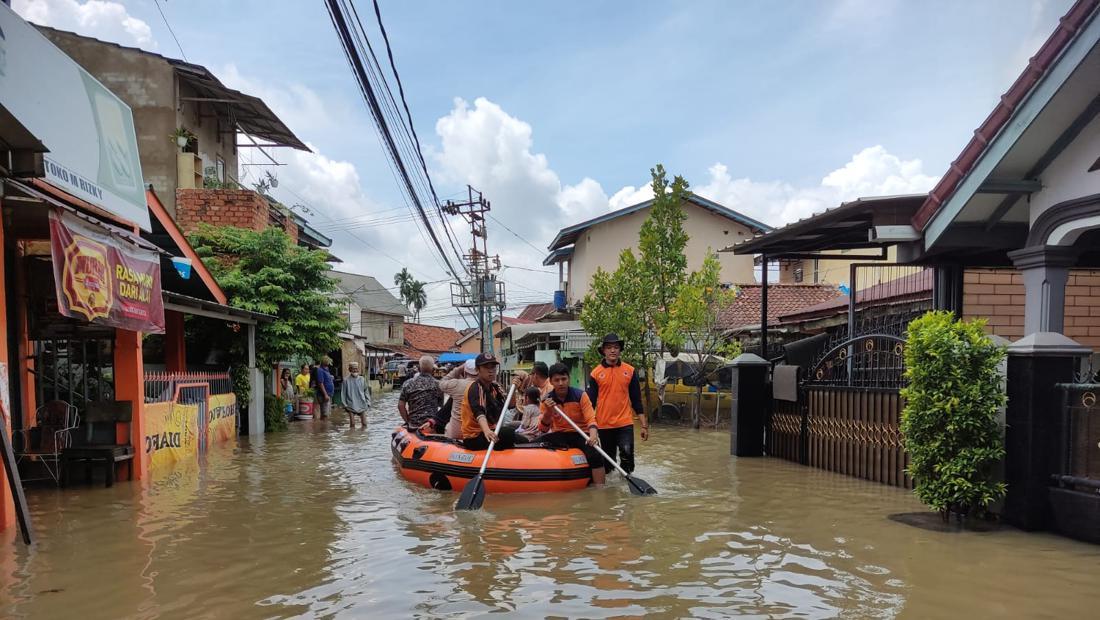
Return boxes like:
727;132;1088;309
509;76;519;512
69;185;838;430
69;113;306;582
778;270;933;324
717;284;843;331
403;323;463;354
517;303;557;322
501;316;535;326
911;0;1100;230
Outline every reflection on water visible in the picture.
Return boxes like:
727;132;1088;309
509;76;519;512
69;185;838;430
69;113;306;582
3;389;1099;618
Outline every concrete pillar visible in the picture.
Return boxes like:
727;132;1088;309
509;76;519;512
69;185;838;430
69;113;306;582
0;210;12;531
1003;333;1090;530
1007;246;1078;335
247;323;263;435
729;353;771;457
115;329;147;480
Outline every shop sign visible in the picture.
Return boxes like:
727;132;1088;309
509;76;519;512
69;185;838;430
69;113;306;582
0;4;150;229
49;209;165;333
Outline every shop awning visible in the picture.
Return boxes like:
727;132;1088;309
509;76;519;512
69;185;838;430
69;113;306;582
438;352;477;363
163;292;273;325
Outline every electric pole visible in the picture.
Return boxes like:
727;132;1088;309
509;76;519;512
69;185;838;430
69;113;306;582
444;186;505;354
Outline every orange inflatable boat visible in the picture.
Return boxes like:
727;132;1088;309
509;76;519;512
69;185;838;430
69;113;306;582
391;427;592;493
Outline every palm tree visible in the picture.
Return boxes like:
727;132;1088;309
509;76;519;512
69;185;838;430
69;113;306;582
393;268;414;306
407;280;428;321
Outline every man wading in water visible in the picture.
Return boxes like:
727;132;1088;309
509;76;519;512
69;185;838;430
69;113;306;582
459;353;516;451
587;333;648;476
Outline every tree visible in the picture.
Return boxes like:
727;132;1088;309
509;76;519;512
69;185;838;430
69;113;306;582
407;280;428;321
393;268;414;306
189;225;345;412
581;164;692;419
663;251;742;428
900;311;1007;520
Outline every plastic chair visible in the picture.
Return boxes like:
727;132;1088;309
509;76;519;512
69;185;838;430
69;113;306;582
15;400;79;484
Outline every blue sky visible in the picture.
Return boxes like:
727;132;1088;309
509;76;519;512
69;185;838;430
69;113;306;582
14;0;1073;325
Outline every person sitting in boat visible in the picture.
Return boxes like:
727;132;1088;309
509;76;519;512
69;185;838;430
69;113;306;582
399;356;444;430
515;386;544;441
459;353;517;451
537;363;606;485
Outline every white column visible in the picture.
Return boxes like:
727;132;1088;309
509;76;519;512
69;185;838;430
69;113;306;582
247;323;264;435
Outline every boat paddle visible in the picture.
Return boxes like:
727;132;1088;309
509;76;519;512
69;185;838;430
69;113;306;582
454;383;517;511
551;404;658;496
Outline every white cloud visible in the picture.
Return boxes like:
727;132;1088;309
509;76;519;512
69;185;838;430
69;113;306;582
14;0;155;48
694;146;937;226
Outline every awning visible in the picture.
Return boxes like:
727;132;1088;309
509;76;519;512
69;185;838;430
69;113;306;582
725;194;925;258
163;291;273;325
438;352;477;363
171;60;309;151
503;321;584;341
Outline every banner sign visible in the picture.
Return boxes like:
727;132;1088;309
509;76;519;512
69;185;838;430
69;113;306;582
49;209;165;333
145;391;237;473
0;4;150;229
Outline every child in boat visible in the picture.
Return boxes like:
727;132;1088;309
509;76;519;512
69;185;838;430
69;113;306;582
515;386;543;441
537;363;606;485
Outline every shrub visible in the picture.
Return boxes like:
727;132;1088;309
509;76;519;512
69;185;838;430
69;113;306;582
265;394;290;433
900;311;1007;519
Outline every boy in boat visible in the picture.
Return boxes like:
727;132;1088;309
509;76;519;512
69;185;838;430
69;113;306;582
459;353;517;451
538;363;606;485
587;333;648;476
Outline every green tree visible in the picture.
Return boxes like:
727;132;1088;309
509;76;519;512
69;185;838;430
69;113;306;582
189;225;345;417
407;280;428;321
393;268;414;306
663;251;742;428
581;164;692;419
900;311;1007;520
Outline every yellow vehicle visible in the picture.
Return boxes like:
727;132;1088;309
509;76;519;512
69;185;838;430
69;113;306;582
644;354;732;427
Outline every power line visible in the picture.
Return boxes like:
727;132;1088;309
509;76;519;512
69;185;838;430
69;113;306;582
153;0;188;61
487;214;545;254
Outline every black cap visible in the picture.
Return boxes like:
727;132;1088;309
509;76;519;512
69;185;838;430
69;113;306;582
598;333;625;353
475;352;500;367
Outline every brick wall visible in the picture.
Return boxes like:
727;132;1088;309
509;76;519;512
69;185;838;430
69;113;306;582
176;188;270;234
963;268;1100;349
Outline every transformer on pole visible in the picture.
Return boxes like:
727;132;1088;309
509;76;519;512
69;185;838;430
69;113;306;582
444;186;506;354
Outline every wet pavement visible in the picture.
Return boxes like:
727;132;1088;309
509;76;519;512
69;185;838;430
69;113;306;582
2;389;1098;618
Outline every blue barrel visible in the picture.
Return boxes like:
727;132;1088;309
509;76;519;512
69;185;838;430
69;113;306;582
553;289;566;309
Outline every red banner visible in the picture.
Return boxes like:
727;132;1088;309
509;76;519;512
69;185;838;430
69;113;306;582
49;209;165;334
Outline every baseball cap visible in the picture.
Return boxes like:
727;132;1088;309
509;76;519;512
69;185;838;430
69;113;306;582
475;352;500;367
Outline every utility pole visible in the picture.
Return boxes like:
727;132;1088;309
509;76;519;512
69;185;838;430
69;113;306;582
444;186;505;354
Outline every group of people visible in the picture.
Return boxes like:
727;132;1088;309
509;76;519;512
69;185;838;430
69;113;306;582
279;357;373;429
401;333;649;484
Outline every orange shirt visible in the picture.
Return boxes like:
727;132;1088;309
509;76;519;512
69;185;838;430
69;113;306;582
538;387;597;434
459;380;508;439
587;360;643;429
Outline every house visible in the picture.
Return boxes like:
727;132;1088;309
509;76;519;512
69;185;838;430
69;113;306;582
330;270;409;372
456;316;534;355
516;303;557;322
546;193;772;304
37;27;329;252
728;0;1100;542
716;284;843;355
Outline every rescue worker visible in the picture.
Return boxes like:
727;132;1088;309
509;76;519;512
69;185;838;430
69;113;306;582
538;363;605;485
459;353;517;451
586;333;648;475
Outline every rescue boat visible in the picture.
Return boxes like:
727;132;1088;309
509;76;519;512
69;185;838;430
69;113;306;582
390;426;592;493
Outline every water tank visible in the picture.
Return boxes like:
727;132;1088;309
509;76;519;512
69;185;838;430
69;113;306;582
553;290;566;309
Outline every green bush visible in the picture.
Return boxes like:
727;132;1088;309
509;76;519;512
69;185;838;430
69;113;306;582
265;394;290;433
900;311;1007;519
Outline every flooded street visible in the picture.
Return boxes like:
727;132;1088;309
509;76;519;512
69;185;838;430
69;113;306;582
3;390;1098;619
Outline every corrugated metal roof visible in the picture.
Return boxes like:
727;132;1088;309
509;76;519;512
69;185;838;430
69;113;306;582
330;270;409;316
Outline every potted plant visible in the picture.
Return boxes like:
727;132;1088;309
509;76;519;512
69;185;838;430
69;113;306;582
296;387;316;420
169;126;196;149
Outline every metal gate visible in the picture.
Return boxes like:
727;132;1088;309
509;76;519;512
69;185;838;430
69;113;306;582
768;264;929;489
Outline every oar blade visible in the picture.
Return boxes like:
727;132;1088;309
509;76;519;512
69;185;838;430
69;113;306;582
455;475;486;511
624;474;658;496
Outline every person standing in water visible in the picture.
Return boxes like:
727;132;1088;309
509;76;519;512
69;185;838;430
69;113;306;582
341;362;372;429
587;333;648;476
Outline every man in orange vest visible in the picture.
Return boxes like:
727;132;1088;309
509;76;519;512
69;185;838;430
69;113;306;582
586;333;648;475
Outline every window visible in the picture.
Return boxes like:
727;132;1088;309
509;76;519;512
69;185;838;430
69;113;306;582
215;157;226;183
793;263;804;283
388;321;397;340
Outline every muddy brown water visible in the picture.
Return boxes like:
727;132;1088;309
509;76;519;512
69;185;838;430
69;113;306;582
2;390;1098;619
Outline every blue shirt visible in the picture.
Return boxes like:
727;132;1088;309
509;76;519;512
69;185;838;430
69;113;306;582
317;366;335;396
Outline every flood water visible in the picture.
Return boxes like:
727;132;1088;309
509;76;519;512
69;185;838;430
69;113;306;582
3;389;1098;619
